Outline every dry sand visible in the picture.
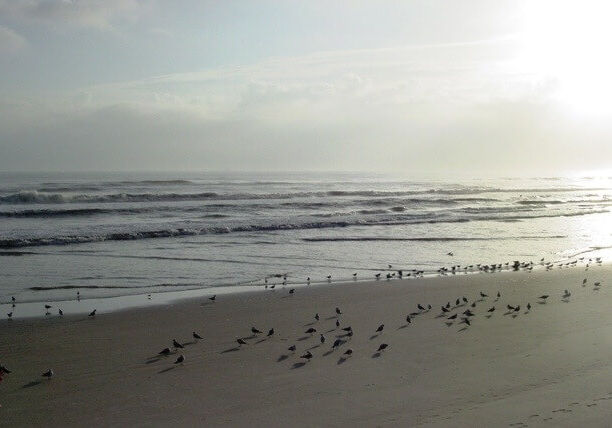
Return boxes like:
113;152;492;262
1;264;612;427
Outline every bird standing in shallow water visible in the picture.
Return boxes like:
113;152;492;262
88;309;96;317
209;295;216;301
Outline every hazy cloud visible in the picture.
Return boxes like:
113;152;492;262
0;25;27;53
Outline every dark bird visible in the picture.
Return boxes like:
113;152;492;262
237;338;247;346
289;289;295;294
463;310;474;317
44;304;52;309
406;315;411;323
445;302;451;308
344;348;353;356
173;339;184;349
342;326;352;332
497;291;501;298
251;327;262;335
88;309;96;317
514;305;521;312
462;297;468;303
327;275;332;280
288;345;296;352
42;369;54;378
470;302;476;308
0;365;10;374
332;339;343;348
447;314;458;320
335;319;340;328
538;295;549;300
377;343;388;352
315;313;320;321
305;327;317;334
174;355;185;364
11;296;15;302
506;304;515;310
158;347;171;355
347;330;354;337
417;304;425;311
7;312;12;319
460;317;471;326
427;304;432;310
480;292;488;298
376;324;384;333
267;328;275;337
320;334;325;344
487;306;495;313
353;273;357;277
58;309;63;316
527;303;531;310
301;351;313;361
193;331;203;340
209;295;216;301
336;307;342;315
455;298;460;306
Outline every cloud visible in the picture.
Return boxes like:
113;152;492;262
0;0;144;30
0;25;27;53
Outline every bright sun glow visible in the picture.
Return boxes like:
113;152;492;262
518;0;612;116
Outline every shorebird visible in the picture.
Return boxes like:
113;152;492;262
538;295;549;300
377;343;388;352
487;306;495;313
336;307;342;315
0;365;10;374
447;314;458;320
417;304;425;311
237;338;247;346
209;295;216;301
315;313;320;321
7;312;12;319
320;334;325;344
300;351;313;361
193;331;203;340
327;275;332;281
267;328;275;337
58;309;63;316
173;339;184;349
460;317;471;326
513;305;521;312
88;309;96;317
563;290;571;298
462;297;468;304
427;304;432;310
305;327;317;334
251;327;262;335
288;345;296;352
507;304;515;310
526;303;531;311
158;347;171;355
376;324;384;333
174;355;184;364
353;273;357;278
289;289;295;294
343;348;353;356
332;339;343;348
455;298;460;306
44;304;52;310
406;315;411;323
480;292;488;298
341;326;352;332
42;369;54;379
11;296;15;302
375;273;381;279
583;278;588;285
445;302;451;309
463;309;474;317
335;319;340;328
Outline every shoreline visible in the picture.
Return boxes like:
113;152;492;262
2;262;612;426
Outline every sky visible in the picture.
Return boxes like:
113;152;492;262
1;0;612;175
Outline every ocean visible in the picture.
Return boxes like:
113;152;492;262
1;172;611;307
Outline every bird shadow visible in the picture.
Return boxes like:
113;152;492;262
304;321;317;326
537;301;547;305
307;344;321;350
371;352;381;359
485;315;493;319
336;333;351;338
337;357;348;365
524;310;530;315
323;349;334;357
325;328;336;333
562;298;571;303
220;346;241;354
457;327;468;332
291;362;307;369
511;314;518;319
325;316;337;320
183;341;197;346
369;334;379;340
397;324;408;330
445;322;454;327
504;311;513;316
297;336;310;342
277;354;289;362
435;313;447;319
22;380;42;389
146;357;165;364
158;366;177;374
255;339;267;344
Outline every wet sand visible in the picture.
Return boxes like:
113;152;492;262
1;264;612;427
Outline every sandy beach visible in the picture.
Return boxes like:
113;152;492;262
1;263;612;427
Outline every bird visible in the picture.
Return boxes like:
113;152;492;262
88;309;96;317
353;273;357;278
507;304;515;310
7;312;12;319
455;298;460;306
462;297;468;304
447;314;458;320
42;369;54;378
305;327;317;334
332;339;343;348
497;291;501;298
209;295;216;301
513;305;520;312
417;304;425;311
487;306;495;313
460;317;471;326
342;326;352;332
58;309;63;316
583;278;588;285
267;328;275;337
463;310;474;317
237;338;247;346
480;292;488;298
193;331;203;340
441;306;449;313
335;319;340;328
158;347;171;355
406;315;411;323
327;275;332;280
173;339;184;349
44;304;52;309
289;289;295;294
0;365;10;374
11;296;15;302
320;334;325;344
377;343;388;352
251;327;262;335
538;295;549;300
343;348;353;356
376;324;384;333
563;290;571;298
527;303;531;311
174;355;185;364
288;344;296;352
301;351;313;361
315;313;320;321
335;307;342;315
